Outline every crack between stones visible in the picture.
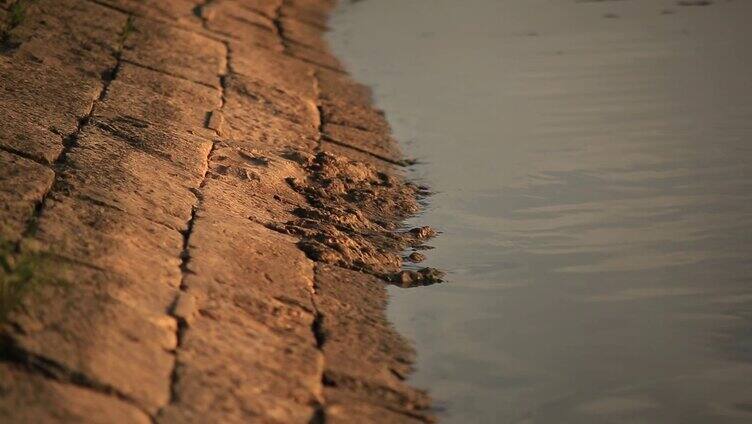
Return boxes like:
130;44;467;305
282;31;327;55
295;53;347;74
271;4;345;75
0;334;152;416
190;0;281;46
235;2;275;19
90;0;344;80
321;134;412;167
230;12;276;34
0;144;51;168
153;120;213;424
84;0;235;45
311;68;326;152
322;366;434;423
120;58;218;90
274;5;329;421
83;0;130;16
154;19;229;420
272;2;287;53
308;266;327;424
191;0;216;19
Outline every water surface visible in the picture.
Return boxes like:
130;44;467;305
329;1;752;422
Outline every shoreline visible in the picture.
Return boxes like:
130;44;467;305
326;0;752;421
0;0;435;422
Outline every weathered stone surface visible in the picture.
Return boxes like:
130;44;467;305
6;193;184;413
89;116;213;179
239;0;282;19
222;73;319;145
183;216;315;308
160;216;323;422
61;123;206;231
286;41;346;72
315;265;432;419
325;389;428;424
203;0;276;32
97;0;202;26
321;138;396;174
123;18;227;87
201;2;282;49
231;41;317;100
0;150;54;241
31;195;184;298
26;195;185;313
0;9;109;159
0;0;126;147
94;62;221;138
315;264;417;374
0;0;434;422
324;123;404;163
0;61;102;136
320;99;390;133
280;16;328;52
281;0;336;28
0;363;150;424
316;67;374;106
0;108;63;164
5;0;125;75
6;261;177;414
199;143;310;222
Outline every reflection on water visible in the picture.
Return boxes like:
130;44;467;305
329;0;752;422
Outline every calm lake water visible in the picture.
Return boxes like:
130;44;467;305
329;1;752;422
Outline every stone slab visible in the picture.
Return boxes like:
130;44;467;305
123;18;227;88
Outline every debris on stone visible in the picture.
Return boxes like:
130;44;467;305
392;268;445;288
408;226;438;240
406;252;426;263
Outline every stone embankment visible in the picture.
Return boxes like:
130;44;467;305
0;0;437;422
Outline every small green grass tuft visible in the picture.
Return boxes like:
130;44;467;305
7;1;26;29
119;15;135;48
1;0;27;47
0;240;62;323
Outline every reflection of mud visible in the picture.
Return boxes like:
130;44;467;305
267;151;444;287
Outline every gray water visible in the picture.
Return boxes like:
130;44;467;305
328;1;752;422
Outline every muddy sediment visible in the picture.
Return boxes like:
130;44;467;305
0;0;436;422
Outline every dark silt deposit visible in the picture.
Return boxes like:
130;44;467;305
330;0;752;423
270;150;444;286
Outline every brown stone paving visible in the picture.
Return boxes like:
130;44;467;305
0;0;437;422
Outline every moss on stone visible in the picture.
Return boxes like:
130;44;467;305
0;239;63;323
